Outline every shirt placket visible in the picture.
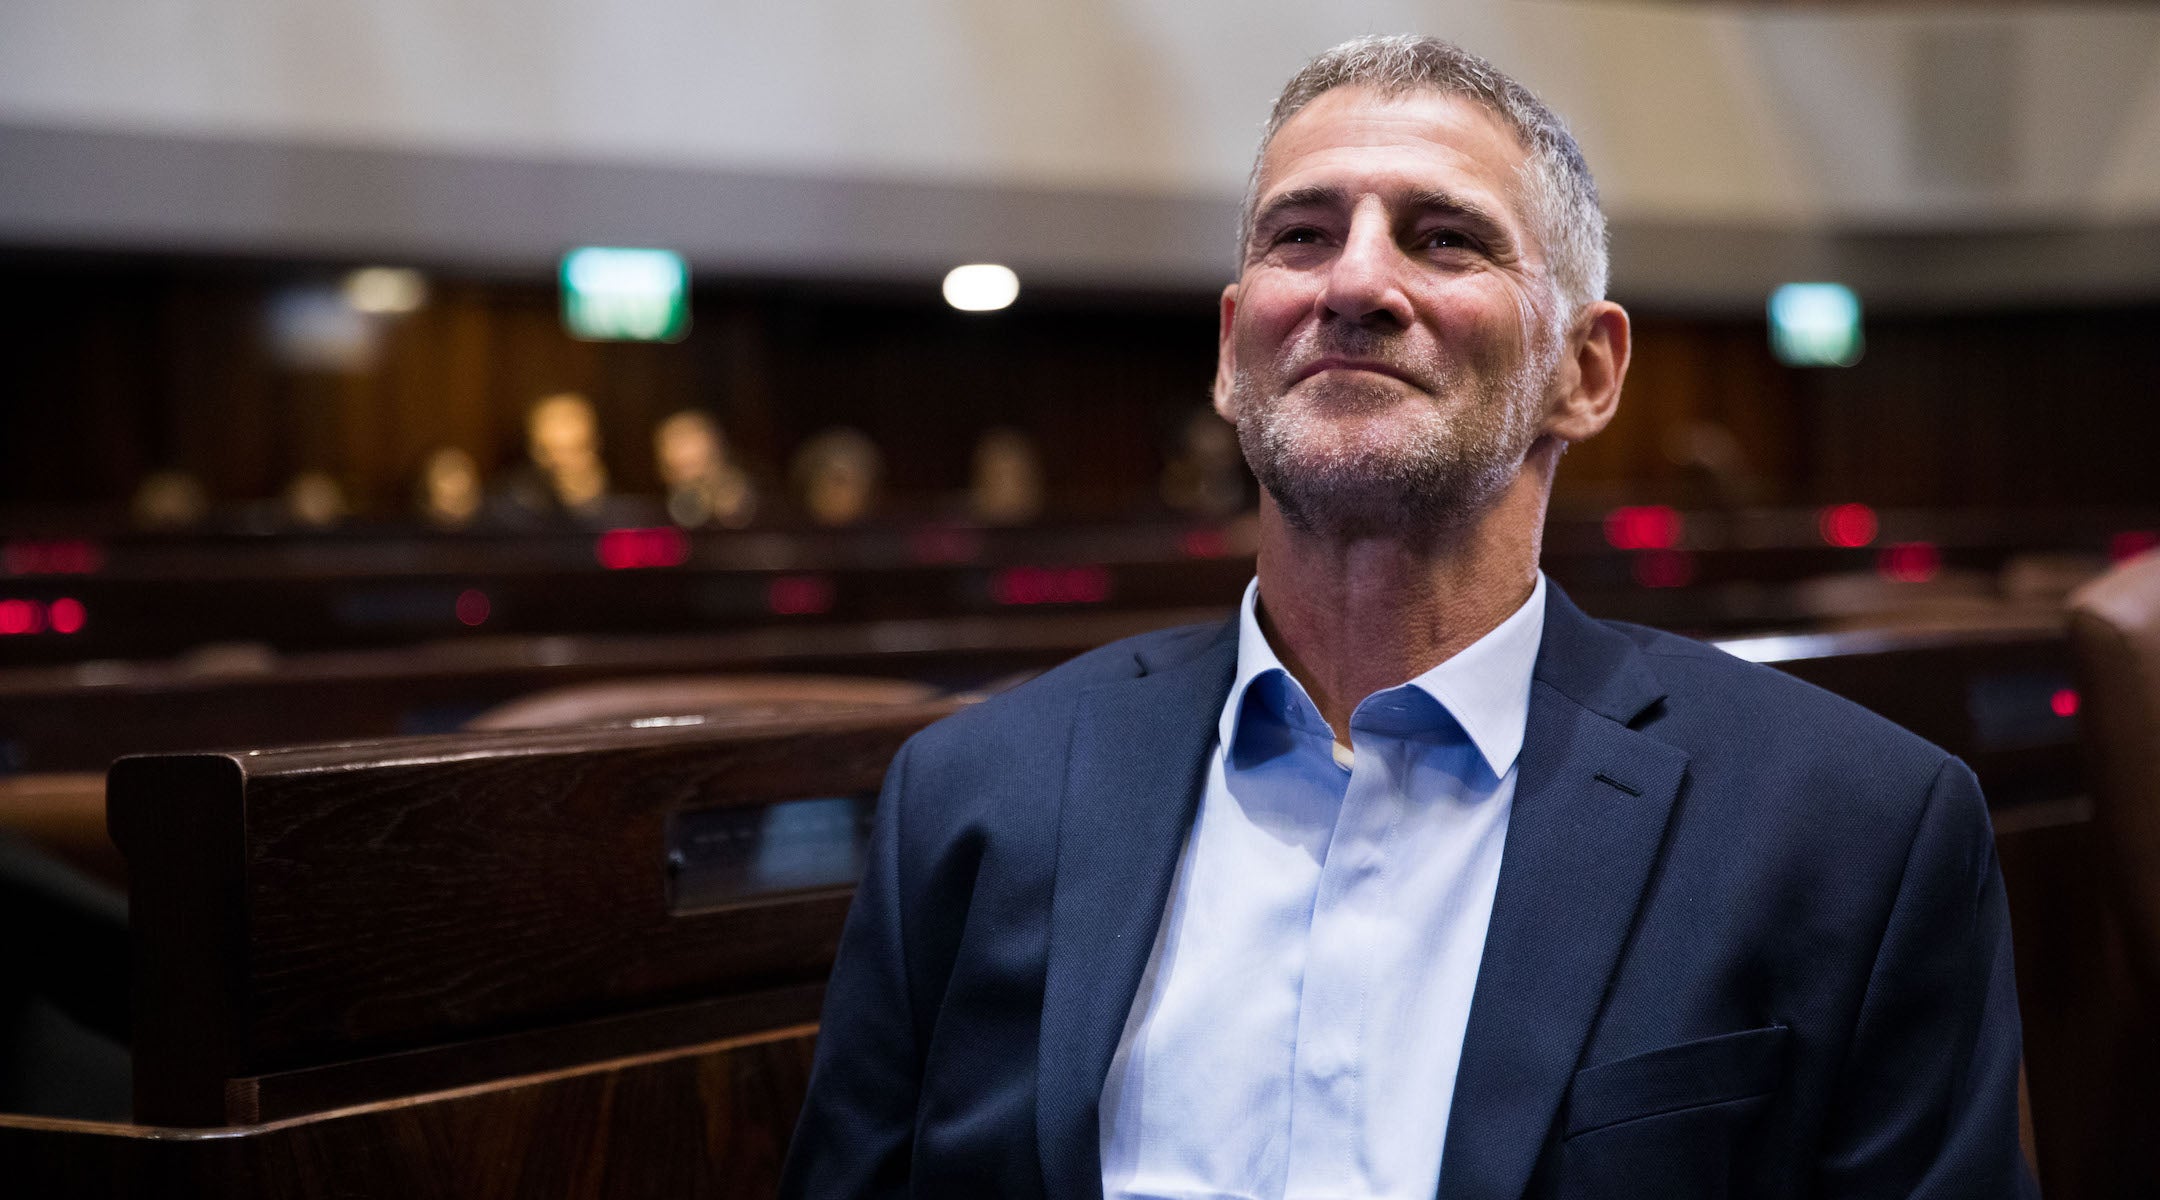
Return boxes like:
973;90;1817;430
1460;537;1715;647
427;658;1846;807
1283;719;1403;1199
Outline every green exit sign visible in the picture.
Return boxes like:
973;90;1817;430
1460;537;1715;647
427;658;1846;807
1767;282;1862;368
560;247;689;342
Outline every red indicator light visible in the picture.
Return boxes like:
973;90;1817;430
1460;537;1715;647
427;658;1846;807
1818;503;1878;548
1;539;105;576
0;599;42;635
908;526;982;565
1180;528;1232;559
767;574;836;616
1631;550;1695;589
1876;542;1942;583
2050;688;2079;719
2109;530;2160;563
596;527;690;570
1603;506;1682;551
46;597;85;634
992;565;1113;606
455;589;491;627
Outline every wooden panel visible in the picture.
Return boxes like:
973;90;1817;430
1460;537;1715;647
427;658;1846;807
107;704;956;1125
0;1026;816;1200
111;755;248;1127
0;258;1225;521
0;607;1221;771
1555;316;1799;508
1765;629;2070;759
9;254;2160;524
237;985;824;1124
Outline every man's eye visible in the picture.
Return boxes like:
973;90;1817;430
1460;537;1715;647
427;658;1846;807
1275;226;1324;246
1416;228;1475;251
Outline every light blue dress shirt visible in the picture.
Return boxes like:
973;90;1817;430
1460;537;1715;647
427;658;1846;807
1099;573;1547;1200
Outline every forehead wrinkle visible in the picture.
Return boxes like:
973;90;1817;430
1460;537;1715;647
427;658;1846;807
1240;84;1561;260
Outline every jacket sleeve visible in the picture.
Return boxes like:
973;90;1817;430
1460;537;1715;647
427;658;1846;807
1817;756;2039;1197
779;738;923;1199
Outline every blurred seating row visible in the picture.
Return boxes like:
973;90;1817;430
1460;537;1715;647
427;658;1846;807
3;508;2148;665
0;608;1193;774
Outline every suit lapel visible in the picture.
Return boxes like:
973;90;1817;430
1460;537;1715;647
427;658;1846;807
1036;621;1238;1200
1437;588;1690;1200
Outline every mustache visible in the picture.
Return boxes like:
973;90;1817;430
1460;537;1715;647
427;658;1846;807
1282;327;1437;390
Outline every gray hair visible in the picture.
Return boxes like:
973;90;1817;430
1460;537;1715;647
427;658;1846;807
1238;35;1608;318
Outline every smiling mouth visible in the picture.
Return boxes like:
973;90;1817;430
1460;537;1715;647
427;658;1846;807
1293;358;1419;388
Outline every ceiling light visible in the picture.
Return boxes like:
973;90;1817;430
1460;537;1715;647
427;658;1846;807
943;264;1020;312
343;267;429;315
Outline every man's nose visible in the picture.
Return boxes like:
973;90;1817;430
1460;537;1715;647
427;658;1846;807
1319;211;1412;327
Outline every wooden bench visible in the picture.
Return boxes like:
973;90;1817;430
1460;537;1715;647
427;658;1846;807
0;607;1224;772
1;702;958;1197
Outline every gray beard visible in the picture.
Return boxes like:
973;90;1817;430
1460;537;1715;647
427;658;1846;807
1232;341;1552;542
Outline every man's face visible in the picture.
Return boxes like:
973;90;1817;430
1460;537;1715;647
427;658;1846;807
1217;86;1565;539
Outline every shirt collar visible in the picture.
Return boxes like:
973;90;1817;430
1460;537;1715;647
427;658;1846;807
1217;572;1547;778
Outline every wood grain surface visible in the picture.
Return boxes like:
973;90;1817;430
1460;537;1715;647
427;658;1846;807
0;607;1216;771
0;1025;818;1200
107;704;955;1125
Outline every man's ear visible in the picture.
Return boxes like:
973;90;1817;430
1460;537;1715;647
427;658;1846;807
1211;283;1240;421
1543;300;1630;444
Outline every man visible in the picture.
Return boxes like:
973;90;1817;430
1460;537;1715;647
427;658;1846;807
783;35;2030;1199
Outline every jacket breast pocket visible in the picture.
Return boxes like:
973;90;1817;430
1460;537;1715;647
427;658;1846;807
1555;1025;1789;1200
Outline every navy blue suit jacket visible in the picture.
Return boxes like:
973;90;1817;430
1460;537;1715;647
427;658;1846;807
782;585;2032;1198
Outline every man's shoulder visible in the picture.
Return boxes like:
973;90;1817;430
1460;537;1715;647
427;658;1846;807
1600;618;1959;798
